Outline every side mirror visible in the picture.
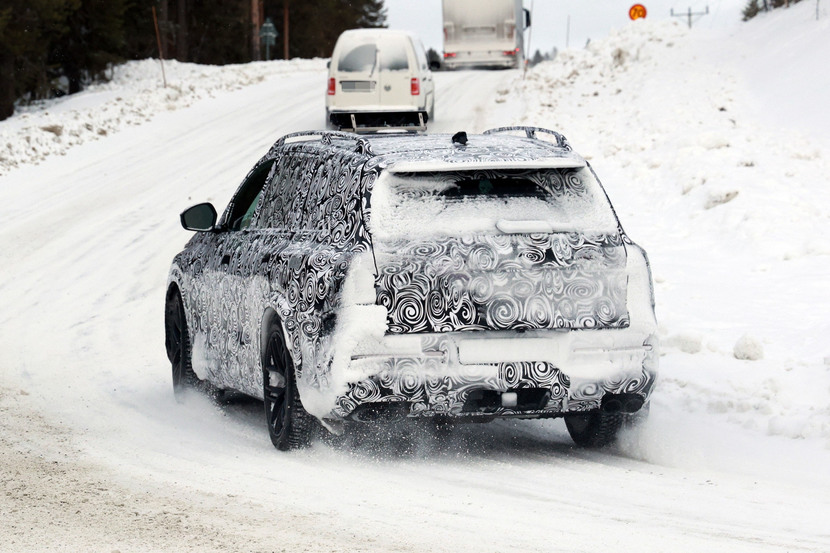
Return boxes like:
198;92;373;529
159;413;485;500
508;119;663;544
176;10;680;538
180;202;217;231
524;8;531;27
429;60;441;71
326;59;331;69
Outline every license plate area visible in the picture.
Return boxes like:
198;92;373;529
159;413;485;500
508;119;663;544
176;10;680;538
456;337;566;365
340;80;376;92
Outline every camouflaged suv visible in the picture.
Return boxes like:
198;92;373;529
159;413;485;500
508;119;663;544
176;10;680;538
164;127;659;450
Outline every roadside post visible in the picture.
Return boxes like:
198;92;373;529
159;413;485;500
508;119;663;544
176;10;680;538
259;18;278;61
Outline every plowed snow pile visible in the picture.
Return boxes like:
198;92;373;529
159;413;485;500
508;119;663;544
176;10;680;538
0;58;325;175
519;14;830;444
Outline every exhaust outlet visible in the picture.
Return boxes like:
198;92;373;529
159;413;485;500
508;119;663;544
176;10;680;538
623;395;644;413
602;393;645;414
602;397;623;413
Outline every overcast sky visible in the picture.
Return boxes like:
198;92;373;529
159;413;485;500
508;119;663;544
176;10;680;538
385;0;744;55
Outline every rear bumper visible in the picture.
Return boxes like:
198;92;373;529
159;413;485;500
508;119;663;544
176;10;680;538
443;51;519;70
328;327;658;421
328;109;428;131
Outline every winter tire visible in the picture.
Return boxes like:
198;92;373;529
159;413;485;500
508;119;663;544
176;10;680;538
564;410;623;448
165;289;198;402
263;321;315;451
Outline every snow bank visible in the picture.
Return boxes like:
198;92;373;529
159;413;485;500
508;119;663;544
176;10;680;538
0;57;326;176
518;13;830;444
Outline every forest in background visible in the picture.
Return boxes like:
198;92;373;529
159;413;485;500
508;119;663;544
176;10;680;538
0;0;386;120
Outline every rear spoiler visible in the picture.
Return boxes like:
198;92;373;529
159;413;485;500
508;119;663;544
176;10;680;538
386;158;586;173
329;110;427;133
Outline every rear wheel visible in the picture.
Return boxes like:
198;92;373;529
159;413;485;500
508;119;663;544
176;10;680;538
164;289;198;401
263;321;315;451
564;410;623;448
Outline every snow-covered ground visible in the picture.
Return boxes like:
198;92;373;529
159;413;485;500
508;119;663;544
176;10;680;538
2;2;829;551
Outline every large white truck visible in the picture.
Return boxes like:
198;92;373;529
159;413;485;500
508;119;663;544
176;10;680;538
442;0;530;70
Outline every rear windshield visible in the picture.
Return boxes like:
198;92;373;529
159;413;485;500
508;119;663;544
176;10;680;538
338;43;376;72
380;41;409;71
368;168;619;240
336;37;410;73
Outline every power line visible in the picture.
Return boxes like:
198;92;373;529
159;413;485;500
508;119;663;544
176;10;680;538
671;6;710;28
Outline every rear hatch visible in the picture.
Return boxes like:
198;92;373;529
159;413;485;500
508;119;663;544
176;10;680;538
366;167;630;334
331;34;416;112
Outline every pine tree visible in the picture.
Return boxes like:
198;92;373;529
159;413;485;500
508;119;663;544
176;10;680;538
742;0;761;19
121;0;159;61
49;0;126;94
187;0;248;64
266;0;387;60
0;0;390;120
0;0;76;119
426;47;441;68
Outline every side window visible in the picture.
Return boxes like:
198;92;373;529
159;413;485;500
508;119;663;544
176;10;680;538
225;161;276;231
313;151;365;246
252;152;308;231
283;153;314;231
256;154;291;229
301;154;332;232
412;38;428;72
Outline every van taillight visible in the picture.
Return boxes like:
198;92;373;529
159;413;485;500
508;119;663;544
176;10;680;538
503;48;519;56
411;78;420;95
443;52;456;58
327;78;336;95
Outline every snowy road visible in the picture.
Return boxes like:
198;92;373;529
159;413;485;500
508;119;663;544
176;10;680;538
2;9;830;551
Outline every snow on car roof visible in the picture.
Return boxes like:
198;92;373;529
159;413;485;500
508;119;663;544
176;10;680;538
273;128;586;171
363;131;586;171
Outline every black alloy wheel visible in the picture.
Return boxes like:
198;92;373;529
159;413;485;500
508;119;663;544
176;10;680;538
165;290;199;401
564;410;624;448
263;321;314;451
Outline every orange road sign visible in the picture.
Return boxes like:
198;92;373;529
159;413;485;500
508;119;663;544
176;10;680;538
629;4;647;19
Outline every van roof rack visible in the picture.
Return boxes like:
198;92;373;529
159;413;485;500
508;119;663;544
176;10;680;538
483;126;571;150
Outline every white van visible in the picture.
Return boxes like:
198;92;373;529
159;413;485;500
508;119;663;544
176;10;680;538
326;29;436;131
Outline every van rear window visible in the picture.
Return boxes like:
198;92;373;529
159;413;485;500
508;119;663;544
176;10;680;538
338;44;377;72
380;41;409;71
337;38;410;73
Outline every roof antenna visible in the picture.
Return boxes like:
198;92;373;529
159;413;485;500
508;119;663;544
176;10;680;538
452;131;468;146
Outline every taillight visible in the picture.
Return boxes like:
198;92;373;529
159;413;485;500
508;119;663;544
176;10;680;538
503;48;520;56
410;77;420;96
327;78;336;95
443;52;456;58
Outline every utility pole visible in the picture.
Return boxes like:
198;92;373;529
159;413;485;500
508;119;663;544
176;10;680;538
671;6;709;28
251;0;262;61
523;0;534;76
565;15;570;48
283;0;290;60
152;6;167;88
